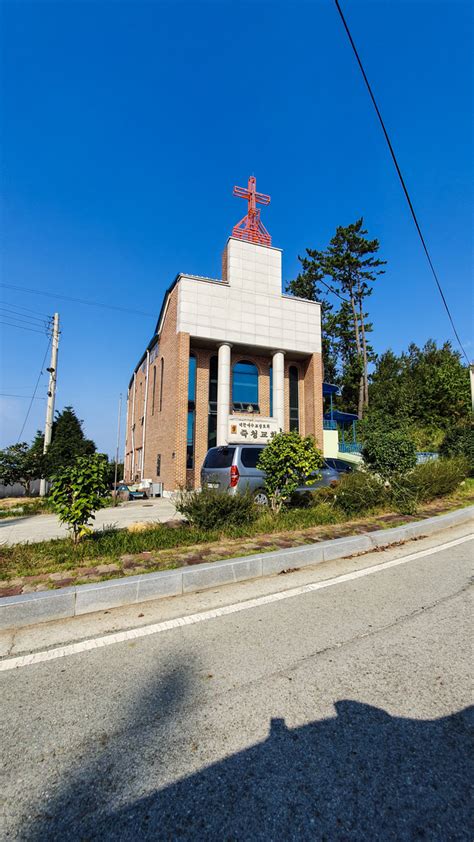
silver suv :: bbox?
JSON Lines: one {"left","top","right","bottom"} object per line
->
{"left": 200, "top": 444, "right": 352, "bottom": 505}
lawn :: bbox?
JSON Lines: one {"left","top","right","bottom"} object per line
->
{"left": 1, "top": 478, "right": 472, "bottom": 597}
{"left": 0, "top": 498, "right": 54, "bottom": 520}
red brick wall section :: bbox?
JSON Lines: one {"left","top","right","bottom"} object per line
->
{"left": 303, "top": 352, "right": 324, "bottom": 449}
{"left": 125, "top": 286, "right": 191, "bottom": 492}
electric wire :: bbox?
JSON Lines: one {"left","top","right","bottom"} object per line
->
{"left": 334, "top": 0, "right": 470, "bottom": 365}
{"left": 0, "top": 306, "right": 51, "bottom": 325}
{"left": 0, "top": 301, "right": 51, "bottom": 318}
{"left": 0, "top": 283, "right": 155, "bottom": 318}
{"left": 16, "top": 338, "right": 52, "bottom": 442}
{"left": 0, "top": 319, "right": 50, "bottom": 335}
{"left": 0, "top": 393, "right": 45, "bottom": 399}
{"left": 0, "top": 311, "right": 52, "bottom": 330}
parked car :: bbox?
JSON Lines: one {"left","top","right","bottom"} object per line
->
{"left": 114, "top": 483, "right": 148, "bottom": 501}
{"left": 200, "top": 444, "right": 353, "bottom": 506}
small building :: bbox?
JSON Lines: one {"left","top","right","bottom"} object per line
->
{"left": 124, "top": 177, "right": 323, "bottom": 493}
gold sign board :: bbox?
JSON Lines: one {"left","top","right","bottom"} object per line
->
{"left": 227, "top": 416, "right": 281, "bottom": 444}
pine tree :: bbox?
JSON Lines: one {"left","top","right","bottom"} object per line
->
{"left": 43, "top": 406, "right": 96, "bottom": 476}
{"left": 286, "top": 252, "right": 339, "bottom": 383}
{"left": 322, "top": 219, "right": 385, "bottom": 417}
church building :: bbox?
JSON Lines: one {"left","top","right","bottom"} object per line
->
{"left": 124, "top": 177, "right": 323, "bottom": 493}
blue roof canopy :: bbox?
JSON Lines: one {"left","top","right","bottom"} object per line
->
{"left": 322, "top": 382, "right": 342, "bottom": 397}
{"left": 324, "top": 410, "right": 358, "bottom": 424}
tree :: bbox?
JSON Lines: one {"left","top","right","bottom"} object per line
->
{"left": 0, "top": 443, "right": 38, "bottom": 494}
{"left": 322, "top": 219, "right": 385, "bottom": 417}
{"left": 287, "top": 251, "right": 340, "bottom": 383}
{"left": 257, "top": 431, "right": 323, "bottom": 513}
{"left": 49, "top": 454, "right": 109, "bottom": 543}
{"left": 368, "top": 340, "right": 471, "bottom": 448}
{"left": 287, "top": 218, "right": 383, "bottom": 417}
{"left": 43, "top": 406, "right": 96, "bottom": 476}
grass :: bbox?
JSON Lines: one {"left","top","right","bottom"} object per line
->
{"left": 1, "top": 478, "right": 472, "bottom": 589}
{"left": 0, "top": 498, "right": 54, "bottom": 520}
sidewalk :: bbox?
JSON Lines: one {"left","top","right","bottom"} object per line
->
{"left": 0, "top": 498, "right": 180, "bottom": 545}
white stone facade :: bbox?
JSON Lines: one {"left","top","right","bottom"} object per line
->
{"left": 176, "top": 238, "right": 322, "bottom": 355}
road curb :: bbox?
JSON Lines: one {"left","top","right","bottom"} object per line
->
{"left": 1, "top": 505, "right": 472, "bottom": 631}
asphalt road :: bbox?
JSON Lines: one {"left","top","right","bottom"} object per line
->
{"left": 0, "top": 498, "right": 179, "bottom": 545}
{"left": 1, "top": 524, "right": 472, "bottom": 840}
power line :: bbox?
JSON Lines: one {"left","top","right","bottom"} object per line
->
{"left": 0, "top": 300, "right": 51, "bottom": 318}
{"left": 0, "top": 393, "right": 45, "bottom": 399}
{"left": 0, "top": 319, "right": 50, "bottom": 335}
{"left": 334, "top": 0, "right": 470, "bottom": 365}
{"left": 17, "top": 338, "right": 52, "bottom": 442}
{"left": 0, "top": 310, "right": 51, "bottom": 329}
{"left": 0, "top": 306, "right": 51, "bottom": 325}
{"left": 0, "top": 283, "right": 155, "bottom": 318}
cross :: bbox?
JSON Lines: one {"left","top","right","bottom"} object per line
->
{"left": 231, "top": 176, "right": 272, "bottom": 246}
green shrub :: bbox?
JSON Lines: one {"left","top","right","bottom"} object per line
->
{"left": 362, "top": 428, "right": 417, "bottom": 480}
{"left": 49, "top": 454, "right": 109, "bottom": 544}
{"left": 310, "top": 471, "right": 387, "bottom": 516}
{"left": 440, "top": 421, "right": 474, "bottom": 475}
{"left": 257, "top": 431, "right": 323, "bottom": 513}
{"left": 311, "top": 485, "right": 338, "bottom": 506}
{"left": 334, "top": 471, "right": 387, "bottom": 516}
{"left": 175, "top": 487, "right": 258, "bottom": 530}
{"left": 391, "top": 457, "right": 469, "bottom": 512}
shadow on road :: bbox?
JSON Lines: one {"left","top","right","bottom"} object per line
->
{"left": 26, "top": 686, "right": 473, "bottom": 841}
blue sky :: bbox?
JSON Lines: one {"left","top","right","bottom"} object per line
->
{"left": 1, "top": 0, "right": 472, "bottom": 454}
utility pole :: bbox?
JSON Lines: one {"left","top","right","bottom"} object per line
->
{"left": 113, "top": 392, "right": 122, "bottom": 496}
{"left": 40, "top": 313, "right": 60, "bottom": 497}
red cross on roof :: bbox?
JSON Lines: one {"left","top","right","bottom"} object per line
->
{"left": 231, "top": 176, "right": 271, "bottom": 247}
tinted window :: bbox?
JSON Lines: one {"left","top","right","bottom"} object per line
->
{"left": 241, "top": 447, "right": 264, "bottom": 469}
{"left": 334, "top": 459, "right": 353, "bottom": 472}
{"left": 289, "top": 366, "right": 299, "bottom": 432}
{"left": 203, "top": 447, "right": 236, "bottom": 469}
{"left": 232, "top": 361, "right": 258, "bottom": 405}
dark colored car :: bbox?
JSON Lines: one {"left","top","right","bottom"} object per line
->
{"left": 200, "top": 444, "right": 353, "bottom": 505}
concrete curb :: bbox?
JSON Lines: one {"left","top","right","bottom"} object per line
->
{"left": 1, "top": 505, "right": 472, "bottom": 631}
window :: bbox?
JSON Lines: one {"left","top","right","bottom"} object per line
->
{"left": 232, "top": 360, "right": 259, "bottom": 410}
{"left": 156, "top": 453, "right": 161, "bottom": 476}
{"left": 188, "top": 354, "right": 196, "bottom": 402}
{"left": 203, "top": 447, "right": 236, "bottom": 469}
{"left": 151, "top": 366, "right": 157, "bottom": 415}
{"left": 187, "top": 354, "right": 196, "bottom": 469}
{"left": 289, "top": 366, "right": 299, "bottom": 431}
{"left": 186, "top": 410, "right": 195, "bottom": 469}
{"left": 241, "top": 447, "right": 265, "bottom": 469}
{"left": 208, "top": 355, "right": 218, "bottom": 450}
{"left": 269, "top": 365, "right": 273, "bottom": 417}
{"left": 159, "top": 358, "right": 164, "bottom": 412}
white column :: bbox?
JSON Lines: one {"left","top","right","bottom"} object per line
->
{"left": 272, "top": 350, "right": 285, "bottom": 432}
{"left": 217, "top": 343, "right": 232, "bottom": 446}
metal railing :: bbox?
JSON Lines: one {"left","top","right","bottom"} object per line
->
{"left": 339, "top": 441, "right": 362, "bottom": 454}
{"left": 416, "top": 452, "right": 439, "bottom": 464}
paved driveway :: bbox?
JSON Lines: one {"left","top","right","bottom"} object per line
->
{"left": 0, "top": 498, "right": 180, "bottom": 545}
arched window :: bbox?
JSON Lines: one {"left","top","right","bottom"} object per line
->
{"left": 208, "top": 355, "right": 218, "bottom": 449}
{"left": 289, "top": 366, "right": 299, "bottom": 431}
{"left": 187, "top": 354, "right": 196, "bottom": 469}
{"left": 232, "top": 360, "right": 259, "bottom": 411}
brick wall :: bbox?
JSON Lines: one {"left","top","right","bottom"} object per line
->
{"left": 124, "top": 287, "right": 190, "bottom": 491}
{"left": 125, "top": 286, "right": 324, "bottom": 490}
{"left": 303, "top": 352, "right": 324, "bottom": 449}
